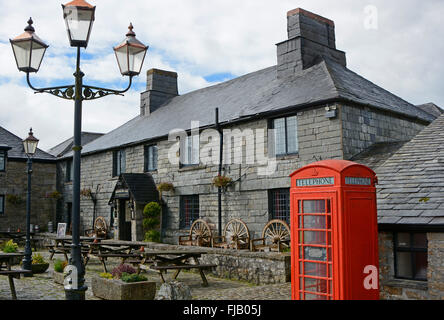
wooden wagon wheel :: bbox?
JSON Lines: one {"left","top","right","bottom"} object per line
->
{"left": 224, "top": 218, "right": 250, "bottom": 249}
{"left": 190, "top": 219, "right": 213, "bottom": 247}
{"left": 262, "top": 219, "right": 291, "bottom": 251}
{"left": 94, "top": 216, "right": 107, "bottom": 238}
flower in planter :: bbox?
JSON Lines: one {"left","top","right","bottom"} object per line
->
{"left": 32, "top": 253, "right": 46, "bottom": 264}
{"left": 120, "top": 272, "right": 147, "bottom": 283}
{"left": 2, "top": 240, "right": 18, "bottom": 253}
{"left": 99, "top": 272, "right": 113, "bottom": 279}
{"left": 54, "top": 259, "right": 68, "bottom": 273}
{"left": 111, "top": 264, "right": 136, "bottom": 279}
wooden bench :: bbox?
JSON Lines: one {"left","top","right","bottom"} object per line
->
{"left": 149, "top": 264, "right": 217, "bottom": 287}
{"left": 0, "top": 269, "right": 32, "bottom": 300}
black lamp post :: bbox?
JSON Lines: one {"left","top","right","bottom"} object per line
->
{"left": 10, "top": 0, "right": 148, "bottom": 300}
{"left": 22, "top": 128, "right": 39, "bottom": 276}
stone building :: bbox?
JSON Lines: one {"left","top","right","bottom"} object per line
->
{"left": 0, "top": 126, "right": 56, "bottom": 231}
{"left": 49, "top": 8, "right": 443, "bottom": 298}
{"left": 360, "top": 114, "right": 444, "bottom": 300}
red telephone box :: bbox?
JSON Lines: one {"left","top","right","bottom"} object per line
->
{"left": 289, "top": 160, "right": 379, "bottom": 300}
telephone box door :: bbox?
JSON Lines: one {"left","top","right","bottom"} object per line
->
{"left": 291, "top": 192, "right": 337, "bottom": 300}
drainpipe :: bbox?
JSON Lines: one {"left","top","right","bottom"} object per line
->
{"left": 215, "top": 108, "right": 223, "bottom": 237}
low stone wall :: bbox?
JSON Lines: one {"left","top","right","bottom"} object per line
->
{"left": 139, "top": 242, "right": 291, "bottom": 285}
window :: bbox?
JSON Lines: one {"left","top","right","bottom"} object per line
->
{"left": 0, "top": 195, "right": 4, "bottom": 215}
{"left": 113, "top": 150, "right": 126, "bottom": 177}
{"left": 179, "top": 195, "right": 199, "bottom": 229}
{"left": 180, "top": 135, "right": 199, "bottom": 167}
{"left": 269, "top": 188, "right": 290, "bottom": 224}
{"left": 144, "top": 145, "right": 158, "bottom": 172}
{"left": 394, "top": 232, "right": 428, "bottom": 281}
{"left": 66, "top": 159, "right": 74, "bottom": 182}
{"left": 271, "top": 115, "right": 298, "bottom": 156}
{"left": 0, "top": 150, "right": 6, "bottom": 171}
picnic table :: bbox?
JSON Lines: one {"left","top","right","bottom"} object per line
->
{"left": 46, "top": 236, "right": 95, "bottom": 262}
{"left": 137, "top": 250, "right": 216, "bottom": 287}
{"left": 87, "top": 240, "right": 145, "bottom": 272}
{"left": 0, "top": 253, "right": 32, "bottom": 300}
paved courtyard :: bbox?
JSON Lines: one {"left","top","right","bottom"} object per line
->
{"left": 0, "top": 251, "right": 291, "bottom": 300}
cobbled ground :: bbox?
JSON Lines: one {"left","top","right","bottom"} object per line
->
{"left": 0, "top": 250, "right": 291, "bottom": 300}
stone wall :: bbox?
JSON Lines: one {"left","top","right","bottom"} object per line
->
{"left": 378, "top": 231, "right": 444, "bottom": 300}
{"left": 0, "top": 160, "right": 57, "bottom": 231}
{"left": 341, "top": 105, "right": 426, "bottom": 159}
{"left": 57, "top": 104, "right": 345, "bottom": 243}
{"left": 428, "top": 233, "right": 444, "bottom": 299}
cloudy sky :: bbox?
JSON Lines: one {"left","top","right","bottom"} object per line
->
{"left": 1, "top": 0, "right": 443, "bottom": 151}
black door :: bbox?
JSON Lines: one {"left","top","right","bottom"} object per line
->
{"left": 118, "top": 200, "right": 132, "bottom": 241}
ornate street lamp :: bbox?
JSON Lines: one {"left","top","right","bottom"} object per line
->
{"left": 62, "top": 0, "right": 95, "bottom": 48}
{"left": 114, "top": 23, "right": 149, "bottom": 77}
{"left": 22, "top": 128, "right": 39, "bottom": 276}
{"left": 10, "top": 18, "right": 48, "bottom": 73}
{"left": 10, "top": 0, "right": 148, "bottom": 300}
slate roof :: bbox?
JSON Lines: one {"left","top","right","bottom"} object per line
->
{"left": 62, "top": 58, "right": 434, "bottom": 158}
{"left": 416, "top": 103, "right": 444, "bottom": 118}
{"left": 0, "top": 126, "right": 55, "bottom": 161}
{"left": 375, "top": 113, "right": 444, "bottom": 226}
{"left": 351, "top": 141, "right": 408, "bottom": 170}
{"left": 109, "top": 173, "right": 159, "bottom": 205}
{"left": 47, "top": 132, "right": 104, "bottom": 157}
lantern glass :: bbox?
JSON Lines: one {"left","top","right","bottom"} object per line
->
{"left": 114, "top": 24, "right": 148, "bottom": 76}
{"left": 23, "top": 130, "right": 39, "bottom": 156}
{"left": 62, "top": 1, "right": 95, "bottom": 47}
{"left": 10, "top": 19, "right": 48, "bottom": 73}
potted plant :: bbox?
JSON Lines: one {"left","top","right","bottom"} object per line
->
{"left": 143, "top": 202, "right": 161, "bottom": 243}
{"left": 92, "top": 264, "right": 156, "bottom": 300}
{"left": 53, "top": 259, "right": 68, "bottom": 285}
{"left": 31, "top": 253, "right": 49, "bottom": 274}
{"left": 1, "top": 240, "right": 21, "bottom": 265}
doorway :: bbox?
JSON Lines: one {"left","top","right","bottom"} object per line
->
{"left": 118, "top": 200, "right": 132, "bottom": 241}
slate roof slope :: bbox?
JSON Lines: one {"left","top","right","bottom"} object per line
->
{"left": 376, "top": 113, "right": 444, "bottom": 225}
{"left": 416, "top": 103, "right": 443, "bottom": 118}
{"left": 47, "top": 132, "right": 104, "bottom": 157}
{"left": 0, "top": 126, "right": 55, "bottom": 161}
{"left": 67, "top": 59, "right": 434, "bottom": 158}
{"left": 351, "top": 141, "right": 408, "bottom": 170}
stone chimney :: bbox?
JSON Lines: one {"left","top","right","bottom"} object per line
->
{"left": 276, "top": 8, "right": 346, "bottom": 79}
{"left": 140, "top": 69, "right": 178, "bottom": 116}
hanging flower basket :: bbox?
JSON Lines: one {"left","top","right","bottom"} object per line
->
{"left": 45, "top": 190, "right": 62, "bottom": 200}
{"left": 157, "top": 182, "right": 174, "bottom": 193}
{"left": 212, "top": 175, "right": 233, "bottom": 188}
{"left": 80, "top": 188, "right": 92, "bottom": 198}
{"left": 6, "top": 194, "right": 23, "bottom": 206}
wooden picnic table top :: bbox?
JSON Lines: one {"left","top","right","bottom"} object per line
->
{"left": 90, "top": 240, "right": 145, "bottom": 247}
{"left": 0, "top": 252, "right": 25, "bottom": 258}
{"left": 55, "top": 236, "right": 95, "bottom": 242}
{"left": 141, "top": 250, "right": 208, "bottom": 257}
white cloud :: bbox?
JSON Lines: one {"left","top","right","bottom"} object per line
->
{"left": 1, "top": 0, "right": 443, "bottom": 151}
